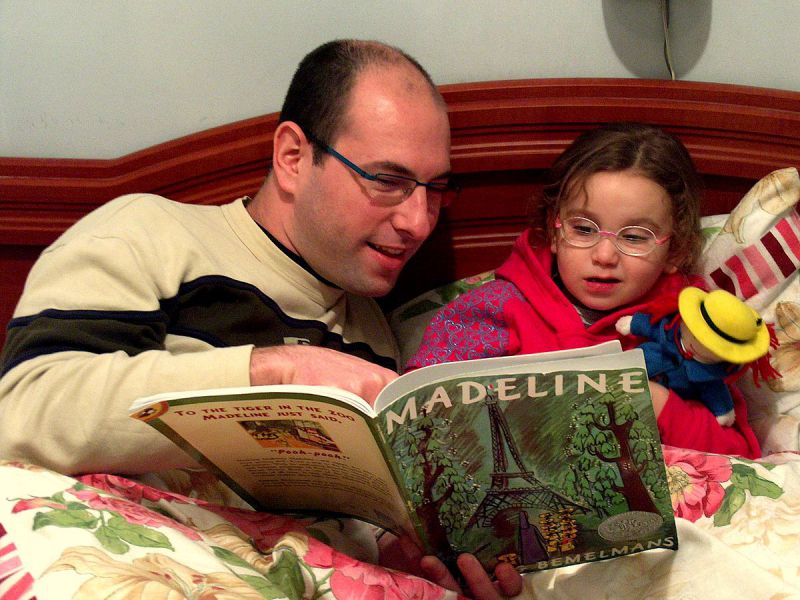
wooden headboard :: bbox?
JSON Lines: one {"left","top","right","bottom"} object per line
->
{"left": 3, "top": 78, "right": 800, "bottom": 346}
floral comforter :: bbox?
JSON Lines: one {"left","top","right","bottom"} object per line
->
{"left": 3, "top": 446, "right": 799, "bottom": 600}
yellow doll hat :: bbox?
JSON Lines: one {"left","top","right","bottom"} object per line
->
{"left": 678, "top": 287, "right": 770, "bottom": 364}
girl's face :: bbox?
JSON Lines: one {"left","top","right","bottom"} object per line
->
{"left": 551, "top": 170, "right": 677, "bottom": 312}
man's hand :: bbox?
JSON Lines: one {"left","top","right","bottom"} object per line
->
{"left": 420, "top": 554, "right": 523, "bottom": 599}
{"left": 249, "top": 345, "right": 398, "bottom": 405}
{"left": 378, "top": 533, "right": 524, "bottom": 599}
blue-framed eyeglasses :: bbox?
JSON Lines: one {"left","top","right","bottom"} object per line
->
{"left": 555, "top": 215, "right": 672, "bottom": 256}
{"left": 307, "top": 134, "right": 459, "bottom": 208}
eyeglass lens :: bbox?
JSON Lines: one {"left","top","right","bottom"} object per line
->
{"left": 561, "top": 217, "right": 659, "bottom": 255}
{"left": 368, "top": 174, "right": 457, "bottom": 207}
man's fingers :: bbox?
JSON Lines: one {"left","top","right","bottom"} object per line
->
{"left": 457, "top": 554, "right": 500, "bottom": 599}
{"left": 420, "top": 555, "right": 462, "bottom": 593}
{"left": 420, "top": 553, "right": 525, "bottom": 599}
{"left": 493, "top": 561, "right": 524, "bottom": 597}
{"left": 458, "top": 554, "right": 525, "bottom": 599}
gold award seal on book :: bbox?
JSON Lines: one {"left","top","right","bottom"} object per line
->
{"left": 597, "top": 511, "right": 664, "bottom": 542}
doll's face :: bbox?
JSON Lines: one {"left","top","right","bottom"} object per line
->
{"left": 680, "top": 322, "right": 725, "bottom": 364}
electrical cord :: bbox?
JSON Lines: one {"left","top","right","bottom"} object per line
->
{"left": 661, "top": 0, "right": 676, "bottom": 80}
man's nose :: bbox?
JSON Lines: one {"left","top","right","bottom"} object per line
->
{"left": 391, "top": 186, "right": 437, "bottom": 240}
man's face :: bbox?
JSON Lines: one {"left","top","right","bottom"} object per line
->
{"left": 288, "top": 66, "right": 451, "bottom": 297}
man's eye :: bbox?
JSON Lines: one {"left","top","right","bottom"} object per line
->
{"left": 373, "top": 177, "right": 406, "bottom": 192}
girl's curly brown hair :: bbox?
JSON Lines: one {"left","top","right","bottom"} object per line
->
{"left": 529, "top": 122, "right": 703, "bottom": 273}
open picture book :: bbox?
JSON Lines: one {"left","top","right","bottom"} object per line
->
{"left": 129, "top": 340, "right": 678, "bottom": 573}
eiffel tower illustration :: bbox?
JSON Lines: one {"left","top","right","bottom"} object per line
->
{"left": 467, "top": 390, "right": 585, "bottom": 530}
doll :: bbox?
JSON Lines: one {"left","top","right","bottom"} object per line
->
{"left": 616, "top": 287, "right": 778, "bottom": 426}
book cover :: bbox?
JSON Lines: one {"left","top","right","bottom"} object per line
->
{"left": 376, "top": 348, "right": 677, "bottom": 572}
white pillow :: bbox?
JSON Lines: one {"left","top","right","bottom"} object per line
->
{"left": 699, "top": 167, "right": 800, "bottom": 453}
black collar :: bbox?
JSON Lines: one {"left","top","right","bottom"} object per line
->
{"left": 256, "top": 222, "right": 341, "bottom": 290}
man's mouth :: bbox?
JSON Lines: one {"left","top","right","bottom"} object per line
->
{"left": 368, "top": 242, "right": 405, "bottom": 258}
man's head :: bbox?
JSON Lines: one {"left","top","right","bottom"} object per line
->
{"left": 279, "top": 39, "right": 444, "bottom": 162}
{"left": 254, "top": 39, "right": 452, "bottom": 297}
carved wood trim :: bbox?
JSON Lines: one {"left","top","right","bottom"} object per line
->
{"left": 3, "top": 78, "right": 800, "bottom": 248}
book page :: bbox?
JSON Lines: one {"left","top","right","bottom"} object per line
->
{"left": 375, "top": 348, "right": 677, "bottom": 572}
{"left": 130, "top": 387, "right": 414, "bottom": 537}
{"left": 129, "top": 383, "right": 375, "bottom": 415}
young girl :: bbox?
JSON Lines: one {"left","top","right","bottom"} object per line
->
{"left": 407, "top": 122, "right": 761, "bottom": 459}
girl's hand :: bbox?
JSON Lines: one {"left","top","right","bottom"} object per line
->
{"left": 648, "top": 380, "right": 670, "bottom": 417}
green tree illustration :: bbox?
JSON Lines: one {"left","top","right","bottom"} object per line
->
{"left": 391, "top": 412, "right": 480, "bottom": 557}
{"left": 559, "top": 387, "right": 663, "bottom": 517}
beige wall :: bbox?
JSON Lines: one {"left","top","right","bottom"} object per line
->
{"left": 1, "top": 0, "right": 796, "bottom": 158}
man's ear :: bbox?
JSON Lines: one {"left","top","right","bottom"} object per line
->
{"left": 271, "top": 122, "right": 311, "bottom": 195}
